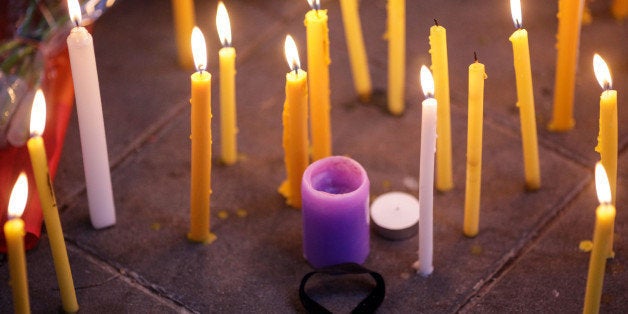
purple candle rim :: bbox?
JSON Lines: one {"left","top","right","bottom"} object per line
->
{"left": 302, "top": 156, "right": 369, "bottom": 200}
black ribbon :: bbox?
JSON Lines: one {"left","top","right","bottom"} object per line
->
{"left": 299, "top": 263, "right": 386, "bottom": 313}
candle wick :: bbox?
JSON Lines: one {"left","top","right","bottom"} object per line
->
{"left": 73, "top": 19, "right": 80, "bottom": 28}
{"left": 434, "top": 19, "right": 439, "bottom": 26}
{"left": 515, "top": 19, "right": 522, "bottom": 29}
{"left": 604, "top": 82, "right": 611, "bottom": 91}
{"left": 474, "top": 51, "right": 478, "bottom": 62}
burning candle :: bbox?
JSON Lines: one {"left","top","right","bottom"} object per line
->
{"left": 593, "top": 54, "right": 617, "bottom": 206}
{"left": 66, "top": 0, "right": 116, "bottom": 229}
{"left": 508, "top": 0, "right": 540, "bottom": 190}
{"left": 548, "top": 0, "right": 584, "bottom": 131}
{"left": 463, "top": 55, "right": 487, "bottom": 238}
{"left": 4, "top": 173, "right": 30, "bottom": 314}
{"left": 301, "top": 156, "right": 370, "bottom": 268}
{"left": 305, "top": 0, "right": 332, "bottom": 161}
{"left": 188, "top": 27, "right": 215, "bottom": 243}
{"left": 429, "top": 20, "right": 453, "bottom": 192}
{"left": 417, "top": 66, "right": 437, "bottom": 276}
{"left": 216, "top": 2, "right": 238, "bottom": 165}
{"left": 278, "top": 35, "right": 309, "bottom": 208}
{"left": 387, "top": 0, "right": 405, "bottom": 115}
{"left": 583, "top": 163, "right": 616, "bottom": 314}
{"left": 27, "top": 90, "right": 79, "bottom": 312}
{"left": 339, "top": 0, "right": 372, "bottom": 101}
{"left": 171, "top": 0, "right": 196, "bottom": 69}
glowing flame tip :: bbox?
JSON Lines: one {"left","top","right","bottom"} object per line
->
{"left": 284, "top": 35, "right": 301, "bottom": 72}
{"left": 30, "top": 89, "right": 46, "bottom": 136}
{"left": 595, "top": 162, "right": 612, "bottom": 204}
{"left": 510, "top": 0, "right": 522, "bottom": 28}
{"left": 216, "top": 2, "right": 232, "bottom": 47}
{"left": 67, "top": 0, "right": 82, "bottom": 26}
{"left": 593, "top": 54, "right": 612, "bottom": 90}
{"left": 191, "top": 27, "right": 208, "bottom": 72}
{"left": 8, "top": 173, "right": 28, "bottom": 218}
{"left": 420, "top": 66, "right": 434, "bottom": 98}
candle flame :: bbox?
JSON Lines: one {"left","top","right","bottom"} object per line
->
{"left": 30, "top": 89, "right": 46, "bottom": 136}
{"left": 307, "top": 0, "right": 321, "bottom": 10}
{"left": 216, "top": 2, "right": 232, "bottom": 47}
{"left": 67, "top": 0, "right": 82, "bottom": 26}
{"left": 510, "top": 0, "right": 522, "bottom": 28}
{"left": 595, "top": 162, "right": 612, "bottom": 204}
{"left": 8, "top": 173, "right": 28, "bottom": 218}
{"left": 420, "top": 65, "right": 434, "bottom": 98}
{"left": 593, "top": 54, "right": 612, "bottom": 90}
{"left": 284, "top": 35, "right": 301, "bottom": 72}
{"left": 191, "top": 26, "right": 208, "bottom": 72}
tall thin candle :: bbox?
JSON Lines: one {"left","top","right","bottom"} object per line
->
{"left": 417, "top": 66, "right": 436, "bottom": 276}
{"left": 278, "top": 35, "right": 309, "bottom": 208}
{"left": 188, "top": 27, "right": 215, "bottom": 243}
{"left": 216, "top": 2, "right": 238, "bottom": 165}
{"left": 508, "top": 0, "right": 540, "bottom": 190}
{"left": 4, "top": 173, "right": 30, "bottom": 314}
{"left": 27, "top": 90, "right": 78, "bottom": 312}
{"left": 339, "top": 0, "right": 372, "bottom": 101}
{"left": 463, "top": 55, "right": 487, "bottom": 238}
{"left": 66, "top": 0, "right": 116, "bottom": 229}
{"left": 387, "top": 0, "right": 405, "bottom": 115}
{"left": 171, "top": 0, "right": 196, "bottom": 69}
{"left": 305, "top": 0, "right": 332, "bottom": 161}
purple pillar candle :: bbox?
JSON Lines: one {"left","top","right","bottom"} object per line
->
{"left": 301, "top": 156, "right": 370, "bottom": 268}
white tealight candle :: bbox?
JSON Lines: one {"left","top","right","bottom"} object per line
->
{"left": 370, "top": 192, "right": 420, "bottom": 240}
{"left": 66, "top": 0, "right": 116, "bottom": 229}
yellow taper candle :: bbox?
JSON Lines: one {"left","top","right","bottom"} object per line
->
{"left": 339, "top": 0, "right": 372, "bottom": 101}
{"left": 171, "top": 0, "right": 196, "bottom": 69}
{"left": 188, "top": 27, "right": 215, "bottom": 243}
{"left": 612, "top": 0, "right": 628, "bottom": 20}
{"left": 5, "top": 173, "right": 30, "bottom": 314}
{"left": 387, "top": 0, "right": 405, "bottom": 115}
{"left": 278, "top": 35, "right": 309, "bottom": 208}
{"left": 593, "top": 54, "right": 618, "bottom": 259}
{"left": 304, "top": 0, "right": 331, "bottom": 161}
{"left": 508, "top": 0, "right": 540, "bottom": 190}
{"left": 429, "top": 20, "right": 453, "bottom": 192}
{"left": 548, "top": 0, "right": 584, "bottom": 131}
{"left": 463, "top": 55, "right": 487, "bottom": 238}
{"left": 216, "top": 2, "right": 238, "bottom": 165}
{"left": 583, "top": 163, "right": 616, "bottom": 314}
{"left": 27, "top": 90, "right": 79, "bottom": 313}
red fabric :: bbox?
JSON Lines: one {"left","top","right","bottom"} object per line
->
{"left": 0, "top": 47, "right": 74, "bottom": 253}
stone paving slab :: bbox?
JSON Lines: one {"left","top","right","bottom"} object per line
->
{"left": 1, "top": 0, "right": 626, "bottom": 312}
{"left": 463, "top": 154, "right": 628, "bottom": 313}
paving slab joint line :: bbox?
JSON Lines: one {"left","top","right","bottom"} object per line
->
{"left": 65, "top": 239, "right": 198, "bottom": 314}
{"left": 58, "top": 100, "right": 188, "bottom": 212}
{"left": 454, "top": 174, "right": 591, "bottom": 313}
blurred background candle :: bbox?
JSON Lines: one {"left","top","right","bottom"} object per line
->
{"left": 417, "top": 66, "right": 436, "bottom": 276}
{"left": 339, "top": 0, "right": 372, "bottom": 101}
{"left": 188, "top": 27, "right": 215, "bottom": 243}
{"left": 583, "top": 163, "right": 616, "bottom": 314}
{"left": 216, "top": 2, "right": 238, "bottom": 165}
{"left": 279, "top": 35, "right": 309, "bottom": 208}
{"left": 463, "top": 56, "right": 487, "bottom": 238}
{"left": 387, "top": 0, "right": 405, "bottom": 115}
{"left": 4, "top": 173, "right": 30, "bottom": 314}
{"left": 27, "top": 90, "right": 78, "bottom": 313}
{"left": 171, "top": 0, "right": 196, "bottom": 69}
{"left": 429, "top": 20, "right": 453, "bottom": 192}
{"left": 301, "top": 156, "right": 370, "bottom": 268}
{"left": 612, "top": 0, "right": 628, "bottom": 20}
{"left": 66, "top": 0, "right": 116, "bottom": 229}
{"left": 305, "top": 0, "right": 332, "bottom": 161}
{"left": 508, "top": 0, "right": 540, "bottom": 190}
{"left": 548, "top": 0, "right": 584, "bottom": 131}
